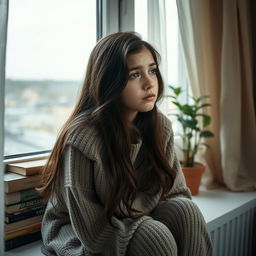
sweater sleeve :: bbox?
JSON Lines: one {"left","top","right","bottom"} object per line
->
{"left": 63, "top": 145, "right": 152, "bottom": 256}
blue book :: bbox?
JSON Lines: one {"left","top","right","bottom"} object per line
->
{"left": 5, "top": 206, "right": 46, "bottom": 224}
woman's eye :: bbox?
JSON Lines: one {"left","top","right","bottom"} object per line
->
{"left": 149, "top": 68, "right": 158, "bottom": 75}
{"left": 129, "top": 73, "right": 140, "bottom": 79}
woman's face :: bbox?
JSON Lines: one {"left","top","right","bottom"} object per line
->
{"left": 120, "top": 47, "right": 159, "bottom": 123}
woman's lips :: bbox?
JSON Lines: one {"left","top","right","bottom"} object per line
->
{"left": 143, "top": 94, "right": 156, "bottom": 101}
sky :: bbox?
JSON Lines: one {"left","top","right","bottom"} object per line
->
{"left": 6, "top": 0, "right": 97, "bottom": 80}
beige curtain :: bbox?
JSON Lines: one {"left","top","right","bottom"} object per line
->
{"left": 176, "top": 0, "right": 256, "bottom": 191}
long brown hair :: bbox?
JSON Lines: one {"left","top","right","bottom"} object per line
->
{"left": 39, "top": 32, "right": 176, "bottom": 221}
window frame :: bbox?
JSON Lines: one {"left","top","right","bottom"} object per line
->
{"left": 0, "top": 0, "right": 8, "bottom": 252}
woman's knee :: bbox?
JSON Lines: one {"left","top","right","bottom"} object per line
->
{"left": 152, "top": 198, "right": 206, "bottom": 225}
{"left": 171, "top": 198, "right": 205, "bottom": 220}
{"left": 151, "top": 198, "right": 213, "bottom": 255}
{"left": 127, "top": 219, "right": 177, "bottom": 256}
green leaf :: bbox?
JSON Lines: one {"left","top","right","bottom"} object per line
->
{"left": 178, "top": 117, "right": 187, "bottom": 128}
{"left": 200, "top": 130, "right": 214, "bottom": 137}
{"left": 196, "top": 95, "right": 209, "bottom": 102}
{"left": 192, "top": 95, "right": 209, "bottom": 104}
{"left": 184, "top": 119, "right": 198, "bottom": 129}
{"left": 181, "top": 104, "right": 194, "bottom": 115}
{"left": 196, "top": 103, "right": 211, "bottom": 111}
{"left": 202, "top": 115, "right": 211, "bottom": 127}
{"left": 169, "top": 85, "right": 182, "bottom": 96}
{"left": 192, "top": 97, "right": 199, "bottom": 104}
{"left": 196, "top": 114, "right": 211, "bottom": 127}
{"left": 172, "top": 101, "right": 182, "bottom": 109}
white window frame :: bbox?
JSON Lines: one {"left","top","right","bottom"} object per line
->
{"left": 119, "top": 0, "right": 134, "bottom": 32}
{"left": 101, "top": 0, "right": 119, "bottom": 35}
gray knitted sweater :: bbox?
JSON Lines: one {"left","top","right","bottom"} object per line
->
{"left": 41, "top": 113, "right": 192, "bottom": 256}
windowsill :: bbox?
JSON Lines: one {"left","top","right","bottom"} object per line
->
{"left": 4, "top": 240, "right": 43, "bottom": 256}
{"left": 3, "top": 153, "right": 48, "bottom": 166}
{"left": 4, "top": 186, "right": 256, "bottom": 255}
{"left": 193, "top": 186, "right": 256, "bottom": 224}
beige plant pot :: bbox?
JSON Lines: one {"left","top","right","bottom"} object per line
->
{"left": 182, "top": 162, "right": 205, "bottom": 195}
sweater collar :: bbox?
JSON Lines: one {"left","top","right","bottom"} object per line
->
{"left": 68, "top": 125, "right": 143, "bottom": 162}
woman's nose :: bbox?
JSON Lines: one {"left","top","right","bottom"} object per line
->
{"left": 143, "top": 75, "right": 154, "bottom": 90}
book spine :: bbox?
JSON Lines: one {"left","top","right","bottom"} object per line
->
{"left": 8, "top": 165, "right": 43, "bottom": 176}
{"left": 5, "top": 230, "right": 42, "bottom": 251}
{"left": 26, "top": 165, "right": 44, "bottom": 175}
{"left": 5, "top": 188, "right": 40, "bottom": 205}
{"left": 5, "top": 215, "right": 43, "bottom": 232}
{"left": 5, "top": 175, "right": 41, "bottom": 193}
{"left": 5, "top": 198, "right": 43, "bottom": 214}
{"left": 5, "top": 206, "right": 46, "bottom": 224}
{"left": 5, "top": 223, "right": 41, "bottom": 240}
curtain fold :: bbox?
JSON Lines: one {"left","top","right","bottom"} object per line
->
{"left": 221, "top": 0, "right": 256, "bottom": 190}
{"left": 176, "top": 0, "right": 256, "bottom": 191}
{"left": 147, "top": 0, "right": 169, "bottom": 114}
{"left": 0, "top": 0, "right": 9, "bottom": 252}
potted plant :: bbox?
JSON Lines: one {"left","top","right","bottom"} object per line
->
{"left": 168, "top": 85, "right": 214, "bottom": 195}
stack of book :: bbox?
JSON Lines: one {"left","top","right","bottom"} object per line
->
{"left": 4, "top": 159, "right": 47, "bottom": 251}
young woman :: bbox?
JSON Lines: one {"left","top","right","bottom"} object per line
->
{"left": 39, "top": 32, "right": 213, "bottom": 256}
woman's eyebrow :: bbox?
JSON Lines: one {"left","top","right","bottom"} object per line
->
{"left": 128, "top": 62, "right": 156, "bottom": 71}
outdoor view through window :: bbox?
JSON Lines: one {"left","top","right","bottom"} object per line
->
{"left": 5, "top": 0, "right": 97, "bottom": 156}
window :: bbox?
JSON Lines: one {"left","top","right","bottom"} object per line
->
{"left": 5, "top": 0, "right": 97, "bottom": 156}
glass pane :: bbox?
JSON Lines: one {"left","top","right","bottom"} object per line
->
{"left": 5, "top": 0, "right": 97, "bottom": 156}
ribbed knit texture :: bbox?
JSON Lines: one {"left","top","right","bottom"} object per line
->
{"left": 41, "top": 113, "right": 213, "bottom": 256}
